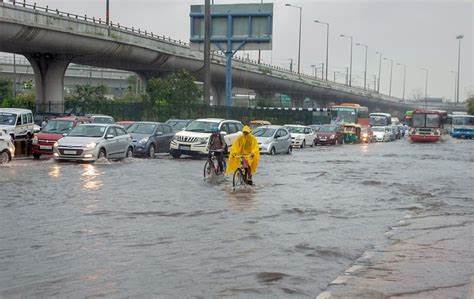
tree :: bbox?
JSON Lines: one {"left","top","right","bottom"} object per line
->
{"left": 468, "top": 96, "right": 474, "bottom": 115}
{"left": 0, "top": 78, "right": 13, "bottom": 104}
{"left": 146, "top": 70, "right": 202, "bottom": 120}
{"left": 66, "top": 84, "right": 109, "bottom": 104}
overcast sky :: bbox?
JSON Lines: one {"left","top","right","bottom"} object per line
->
{"left": 4, "top": 0, "right": 473, "bottom": 101}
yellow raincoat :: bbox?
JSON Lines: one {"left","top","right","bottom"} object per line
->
{"left": 226, "top": 127, "right": 260, "bottom": 175}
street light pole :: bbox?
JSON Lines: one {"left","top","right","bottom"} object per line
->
{"left": 376, "top": 51, "right": 382, "bottom": 93}
{"left": 203, "top": 0, "right": 211, "bottom": 105}
{"left": 456, "top": 34, "right": 463, "bottom": 104}
{"left": 289, "top": 58, "right": 294, "bottom": 72}
{"left": 450, "top": 70, "right": 457, "bottom": 103}
{"left": 421, "top": 67, "right": 429, "bottom": 108}
{"left": 384, "top": 58, "right": 393, "bottom": 96}
{"left": 340, "top": 34, "right": 353, "bottom": 86}
{"left": 397, "top": 63, "right": 406, "bottom": 101}
{"left": 314, "top": 20, "right": 329, "bottom": 81}
{"left": 286, "top": 4, "right": 303, "bottom": 74}
{"left": 356, "top": 43, "right": 368, "bottom": 89}
{"left": 106, "top": 0, "right": 110, "bottom": 25}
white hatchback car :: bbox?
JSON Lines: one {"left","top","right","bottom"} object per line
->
{"left": 285, "top": 125, "right": 316, "bottom": 148}
{"left": 170, "top": 118, "right": 243, "bottom": 158}
{"left": 0, "top": 130, "right": 15, "bottom": 164}
{"left": 54, "top": 124, "right": 133, "bottom": 162}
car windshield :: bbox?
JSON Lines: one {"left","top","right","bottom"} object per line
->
{"left": 319, "top": 126, "right": 336, "bottom": 132}
{"left": 68, "top": 125, "right": 106, "bottom": 137}
{"left": 42, "top": 120, "right": 74, "bottom": 134}
{"left": 118, "top": 123, "right": 134, "bottom": 130}
{"left": 92, "top": 117, "right": 114, "bottom": 124}
{"left": 0, "top": 113, "right": 17, "bottom": 125}
{"left": 167, "top": 120, "right": 189, "bottom": 131}
{"left": 185, "top": 121, "right": 219, "bottom": 133}
{"left": 127, "top": 123, "right": 157, "bottom": 134}
{"left": 372, "top": 127, "right": 384, "bottom": 132}
{"left": 253, "top": 128, "right": 276, "bottom": 137}
{"left": 332, "top": 109, "right": 357, "bottom": 123}
{"left": 287, "top": 126, "right": 305, "bottom": 133}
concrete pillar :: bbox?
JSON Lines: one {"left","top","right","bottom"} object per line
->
{"left": 26, "top": 54, "right": 70, "bottom": 114}
{"left": 211, "top": 83, "right": 225, "bottom": 106}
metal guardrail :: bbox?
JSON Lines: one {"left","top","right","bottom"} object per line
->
{"left": 1, "top": 0, "right": 407, "bottom": 104}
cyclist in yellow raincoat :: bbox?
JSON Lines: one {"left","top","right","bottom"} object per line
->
{"left": 226, "top": 125, "right": 260, "bottom": 184}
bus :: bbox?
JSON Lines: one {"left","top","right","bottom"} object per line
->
{"left": 404, "top": 111, "right": 413, "bottom": 127}
{"left": 369, "top": 112, "right": 392, "bottom": 127}
{"left": 409, "top": 109, "right": 447, "bottom": 143}
{"left": 331, "top": 103, "right": 369, "bottom": 126}
{"left": 449, "top": 113, "right": 474, "bottom": 139}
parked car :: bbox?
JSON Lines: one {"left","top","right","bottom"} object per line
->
{"left": 53, "top": 124, "right": 133, "bottom": 162}
{"left": 117, "top": 121, "right": 135, "bottom": 130}
{"left": 88, "top": 114, "right": 115, "bottom": 124}
{"left": 254, "top": 125, "right": 292, "bottom": 155}
{"left": 170, "top": 118, "right": 243, "bottom": 158}
{"left": 0, "top": 108, "right": 35, "bottom": 140}
{"left": 372, "top": 126, "right": 391, "bottom": 142}
{"left": 32, "top": 116, "right": 90, "bottom": 159}
{"left": 165, "top": 119, "right": 193, "bottom": 132}
{"left": 285, "top": 124, "right": 316, "bottom": 148}
{"left": 128, "top": 122, "right": 174, "bottom": 158}
{"left": 0, "top": 129, "right": 15, "bottom": 164}
{"left": 315, "top": 125, "right": 343, "bottom": 145}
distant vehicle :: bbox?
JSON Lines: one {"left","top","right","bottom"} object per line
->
{"left": 361, "top": 126, "right": 373, "bottom": 143}
{"left": 54, "top": 124, "right": 133, "bottom": 162}
{"left": 449, "top": 114, "right": 474, "bottom": 139}
{"left": 285, "top": 125, "right": 316, "bottom": 148}
{"left": 117, "top": 121, "right": 135, "bottom": 130}
{"left": 331, "top": 103, "right": 369, "bottom": 126}
{"left": 372, "top": 126, "right": 391, "bottom": 142}
{"left": 369, "top": 112, "right": 392, "bottom": 127}
{"left": 0, "top": 108, "right": 35, "bottom": 140}
{"left": 88, "top": 114, "right": 115, "bottom": 124}
{"left": 127, "top": 122, "right": 175, "bottom": 158}
{"left": 409, "top": 109, "right": 447, "bottom": 143}
{"left": 0, "top": 129, "right": 15, "bottom": 164}
{"left": 315, "top": 125, "right": 343, "bottom": 145}
{"left": 254, "top": 125, "right": 292, "bottom": 155}
{"left": 391, "top": 125, "right": 401, "bottom": 139}
{"left": 342, "top": 123, "right": 362, "bottom": 143}
{"left": 170, "top": 118, "right": 243, "bottom": 158}
{"left": 32, "top": 116, "right": 90, "bottom": 159}
{"left": 309, "top": 124, "right": 324, "bottom": 133}
{"left": 250, "top": 120, "right": 271, "bottom": 131}
{"left": 165, "top": 119, "right": 193, "bottom": 132}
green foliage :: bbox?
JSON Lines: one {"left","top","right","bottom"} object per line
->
{"left": 146, "top": 70, "right": 202, "bottom": 121}
{"left": 468, "top": 96, "right": 474, "bottom": 115}
{"left": 0, "top": 78, "right": 13, "bottom": 103}
{"left": 66, "top": 84, "right": 109, "bottom": 104}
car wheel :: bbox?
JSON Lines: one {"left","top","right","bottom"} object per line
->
{"left": 33, "top": 153, "right": 41, "bottom": 160}
{"left": 98, "top": 148, "right": 107, "bottom": 160}
{"left": 287, "top": 146, "right": 292, "bottom": 155}
{"left": 301, "top": 140, "right": 305, "bottom": 148}
{"left": 171, "top": 151, "right": 181, "bottom": 159}
{"left": 310, "top": 140, "right": 315, "bottom": 147}
{"left": 0, "top": 150, "right": 10, "bottom": 164}
{"left": 148, "top": 144, "right": 156, "bottom": 158}
{"left": 270, "top": 147, "right": 276, "bottom": 155}
{"left": 126, "top": 147, "right": 133, "bottom": 159}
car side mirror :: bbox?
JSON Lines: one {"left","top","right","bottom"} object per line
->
{"left": 106, "top": 134, "right": 114, "bottom": 139}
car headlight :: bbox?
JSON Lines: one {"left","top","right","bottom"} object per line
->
{"left": 85, "top": 142, "right": 97, "bottom": 149}
{"left": 53, "top": 142, "right": 59, "bottom": 148}
{"left": 172, "top": 136, "right": 178, "bottom": 142}
{"left": 139, "top": 137, "right": 149, "bottom": 144}
{"left": 32, "top": 136, "right": 38, "bottom": 145}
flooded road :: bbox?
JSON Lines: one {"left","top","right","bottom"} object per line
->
{"left": 1, "top": 138, "right": 473, "bottom": 298}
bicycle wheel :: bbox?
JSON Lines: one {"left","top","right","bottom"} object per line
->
{"left": 233, "top": 168, "right": 245, "bottom": 188}
{"left": 203, "top": 160, "right": 213, "bottom": 179}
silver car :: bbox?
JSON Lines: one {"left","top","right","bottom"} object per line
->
{"left": 254, "top": 125, "right": 292, "bottom": 155}
{"left": 54, "top": 124, "right": 133, "bottom": 162}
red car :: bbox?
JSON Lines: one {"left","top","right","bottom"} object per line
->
{"left": 315, "top": 125, "right": 344, "bottom": 145}
{"left": 32, "top": 116, "right": 89, "bottom": 159}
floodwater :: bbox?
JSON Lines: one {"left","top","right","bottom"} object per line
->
{"left": 1, "top": 138, "right": 473, "bottom": 298}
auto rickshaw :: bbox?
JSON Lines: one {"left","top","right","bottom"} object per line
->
{"left": 250, "top": 120, "right": 271, "bottom": 130}
{"left": 342, "top": 123, "right": 362, "bottom": 143}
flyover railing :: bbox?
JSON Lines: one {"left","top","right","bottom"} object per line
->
{"left": 1, "top": 0, "right": 404, "bottom": 104}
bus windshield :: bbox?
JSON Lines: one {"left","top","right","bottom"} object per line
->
{"left": 413, "top": 113, "right": 441, "bottom": 128}
{"left": 370, "top": 115, "right": 390, "bottom": 126}
{"left": 332, "top": 108, "right": 356, "bottom": 124}
{"left": 452, "top": 116, "right": 474, "bottom": 126}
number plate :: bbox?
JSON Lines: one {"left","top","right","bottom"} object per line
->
{"left": 40, "top": 145, "right": 52, "bottom": 150}
{"left": 63, "top": 150, "right": 77, "bottom": 155}
{"left": 180, "top": 145, "right": 191, "bottom": 151}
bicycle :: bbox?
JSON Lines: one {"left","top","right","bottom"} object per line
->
{"left": 232, "top": 154, "right": 253, "bottom": 188}
{"left": 203, "top": 150, "right": 226, "bottom": 179}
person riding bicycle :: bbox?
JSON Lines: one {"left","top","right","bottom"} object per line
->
{"left": 208, "top": 127, "right": 226, "bottom": 173}
{"left": 226, "top": 125, "right": 260, "bottom": 185}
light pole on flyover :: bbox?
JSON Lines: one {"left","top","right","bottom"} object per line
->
{"left": 420, "top": 67, "right": 429, "bottom": 109}
{"left": 375, "top": 51, "right": 382, "bottom": 93}
{"left": 356, "top": 42, "right": 368, "bottom": 90}
{"left": 397, "top": 63, "right": 406, "bottom": 101}
{"left": 285, "top": 3, "right": 303, "bottom": 74}
{"left": 314, "top": 20, "right": 329, "bottom": 81}
{"left": 455, "top": 34, "right": 463, "bottom": 104}
{"left": 384, "top": 57, "right": 393, "bottom": 97}
{"left": 340, "top": 34, "right": 353, "bottom": 87}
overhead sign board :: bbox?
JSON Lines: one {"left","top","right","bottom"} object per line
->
{"left": 190, "top": 3, "right": 273, "bottom": 51}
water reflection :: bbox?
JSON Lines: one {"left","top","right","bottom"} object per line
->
{"left": 81, "top": 164, "right": 103, "bottom": 191}
{"left": 48, "top": 164, "right": 61, "bottom": 178}
{"left": 226, "top": 187, "right": 258, "bottom": 211}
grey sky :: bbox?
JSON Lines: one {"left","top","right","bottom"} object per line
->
{"left": 6, "top": 0, "right": 473, "bottom": 101}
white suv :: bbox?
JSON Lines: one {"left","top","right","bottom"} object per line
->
{"left": 170, "top": 118, "right": 243, "bottom": 158}
{"left": 0, "top": 108, "right": 35, "bottom": 140}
